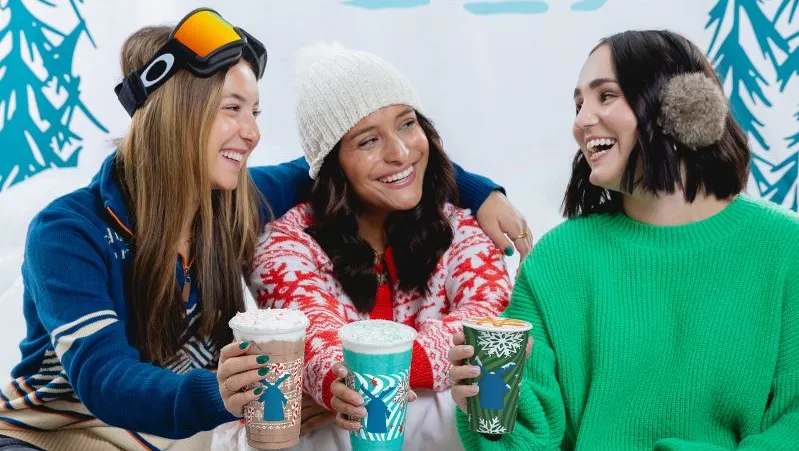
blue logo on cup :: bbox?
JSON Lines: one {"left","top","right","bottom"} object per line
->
{"left": 347, "top": 370, "right": 410, "bottom": 441}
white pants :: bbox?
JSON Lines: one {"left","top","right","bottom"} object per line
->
{"left": 211, "top": 390, "right": 464, "bottom": 451}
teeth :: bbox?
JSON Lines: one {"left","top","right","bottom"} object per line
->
{"left": 221, "top": 150, "right": 243, "bottom": 162}
{"left": 587, "top": 138, "right": 617, "bottom": 151}
{"left": 379, "top": 166, "right": 413, "bottom": 183}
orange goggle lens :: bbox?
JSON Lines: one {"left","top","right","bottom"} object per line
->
{"left": 173, "top": 10, "right": 241, "bottom": 58}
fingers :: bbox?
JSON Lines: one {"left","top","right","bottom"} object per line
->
{"left": 218, "top": 340, "right": 253, "bottom": 366}
{"left": 336, "top": 412, "right": 363, "bottom": 432}
{"left": 222, "top": 384, "right": 262, "bottom": 417}
{"left": 217, "top": 352, "right": 269, "bottom": 381}
{"left": 507, "top": 220, "right": 533, "bottom": 260}
{"left": 449, "top": 363, "right": 481, "bottom": 385}
{"left": 487, "top": 223, "right": 516, "bottom": 258}
{"left": 447, "top": 343, "right": 474, "bottom": 365}
{"left": 331, "top": 382, "right": 365, "bottom": 419}
{"left": 223, "top": 366, "right": 269, "bottom": 394}
{"left": 331, "top": 362, "right": 348, "bottom": 379}
{"left": 527, "top": 336, "right": 533, "bottom": 357}
{"left": 476, "top": 192, "right": 515, "bottom": 257}
{"left": 451, "top": 383, "right": 479, "bottom": 414}
{"left": 408, "top": 390, "right": 417, "bottom": 403}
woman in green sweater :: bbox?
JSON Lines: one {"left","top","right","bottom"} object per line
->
{"left": 448, "top": 29, "right": 799, "bottom": 450}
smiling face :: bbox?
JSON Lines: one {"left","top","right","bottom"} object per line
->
{"left": 337, "top": 104, "right": 429, "bottom": 214}
{"left": 206, "top": 61, "right": 261, "bottom": 191}
{"left": 572, "top": 44, "right": 639, "bottom": 192}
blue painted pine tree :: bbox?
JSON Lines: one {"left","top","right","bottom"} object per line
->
{"left": 0, "top": 0, "right": 106, "bottom": 191}
{"left": 707, "top": 0, "right": 799, "bottom": 210}
{"left": 776, "top": 0, "right": 799, "bottom": 208}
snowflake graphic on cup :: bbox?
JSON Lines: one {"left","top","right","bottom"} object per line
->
{"left": 478, "top": 331, "right": 524, "bottom": 358}
{"left": 478, "top": 416, "right": 507, "bottom": 434}
{"left": 392, "top": 376, "right": 410, "bottom": 410}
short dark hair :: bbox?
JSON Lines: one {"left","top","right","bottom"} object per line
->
{"left": 306, "top": 111, "right": 458, "bottom": 313}
{"left": 563, "top": 29, "right": 750, "bottom": 218}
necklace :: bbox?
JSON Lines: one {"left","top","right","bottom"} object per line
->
{"left": 372, "top": 247, "right": 388, "bottom": 285}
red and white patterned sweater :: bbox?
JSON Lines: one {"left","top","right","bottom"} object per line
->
{"left": 249, "top": 202, "right": 511, "bottom": 410}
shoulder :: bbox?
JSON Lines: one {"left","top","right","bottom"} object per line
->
{"left": 27, "top": 185, "right": 109, "bottom": 245}
{"left": 22, "top": 185, "right": 124, "bottom": 284}
{"left": 517, "top": 214, "right": 606, "bottom": 280}
{"left": 254, "top": 202, "right": 330, "bottom": 266}
{"left": 534, "top": 214, "right": 605, "bottom": 254}
{"left": 443, "top": 203, "right": 481, "bottom": 234}
{"left": 738, "top": 195, "right": 799, "bottom": 236}
{"left": 268, "top": 202, "right": 315, "bottom": 232}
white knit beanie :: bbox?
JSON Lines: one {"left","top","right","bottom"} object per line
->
{"left": 294, "top": 42, "right": 424, "bottom": 179}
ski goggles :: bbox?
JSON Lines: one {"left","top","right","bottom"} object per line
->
{"left": 115, "top": 8, "right": 267, "bottom": 116}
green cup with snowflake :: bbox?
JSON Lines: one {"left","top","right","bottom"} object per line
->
{"left": 339, "top": 320, "right": 417, "bottom": 451}
{"left": 462, "top": 316, "right": 532, "bottom": 434}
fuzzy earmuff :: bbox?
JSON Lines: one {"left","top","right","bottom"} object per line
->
{"left": 658, "top": 72, "right": 728, "bottom": 149}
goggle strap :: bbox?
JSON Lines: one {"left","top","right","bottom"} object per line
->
{"left": 115, "top": 72, "right": 146, "bottom": 117}
{"left": 114, "top": 39, "right": 188, "bottom": 117}
{"left": 236, "top": 28, "right": 267, "bottom": 79}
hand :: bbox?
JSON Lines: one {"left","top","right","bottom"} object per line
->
{"left": 447, "top": 331, "right": 533, "bottom": 414}
{"left": 476, "top": 191, "right": 533, "bottom": 260}
{"left": 217, "top": 341, "right": 270, "bottom": 417}
{"left": 329, "top": 362, "right": 417, "bottom": 432}
{"left": 300, "top": 393, "right": 335, "bottom": 436}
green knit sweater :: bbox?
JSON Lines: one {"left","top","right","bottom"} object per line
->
{"left": 457, "top": 195, "right": 799, "bottom": 450}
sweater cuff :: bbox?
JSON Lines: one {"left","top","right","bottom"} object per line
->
{"left": 321, "top": 368, "right": 338, "bottom": 411}
{"left": 409, "top": 341, "right": 434, "bottom": 389}
{"left": 186, "top": 370, "right": 238, "bottom": 430}
{"left": 454, "top": 164, "right": 506, "bottom": 215}
{"left": 454, "top": 164, "right": 505, "bottom": 212}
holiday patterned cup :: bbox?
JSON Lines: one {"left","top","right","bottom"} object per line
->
{"left": 462, "top": 316, "right": 532, "bottom": 434}
{"left": 339, "top": 320, "right": 417, "bottom": 451}
{"left": 229, "top": 309, "right": 309, "bottom": 450}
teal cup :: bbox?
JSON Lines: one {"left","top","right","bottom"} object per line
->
{"left": 339, "top": 320, "right": 417, "bottom": 451}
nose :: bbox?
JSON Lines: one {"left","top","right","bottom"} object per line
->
{"left": 240, "top": 113, "right": 260, "bottom": 146}
{"left": 383, "top": 134, "right": 410, "bottom": 164}
{"left": 574, "top": 101, "right": 599, "bottom": 130}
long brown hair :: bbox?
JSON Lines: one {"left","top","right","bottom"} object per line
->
{"left": 117, "top": 26, "right": 262, "bottom": 363}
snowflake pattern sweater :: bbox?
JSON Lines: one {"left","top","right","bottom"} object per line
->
{"left": 250, "top": 202, "right": 512, "bottom": 410}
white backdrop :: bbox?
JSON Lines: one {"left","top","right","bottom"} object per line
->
{"left": 1, "top": 0, "right": 797, "bottom": 378}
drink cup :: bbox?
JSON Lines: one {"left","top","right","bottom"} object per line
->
{"left": 229, "top": 309, "right": 309, "bottom": 450}
{"left": 462, "top": 316, "right": 532, "bottom": 435}
{"left": 339, "top": 320, "right": 417, "bottom": 451}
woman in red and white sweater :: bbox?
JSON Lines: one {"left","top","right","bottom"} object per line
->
{"left": 248, "top": 42, "right": 512, "bottom": 447}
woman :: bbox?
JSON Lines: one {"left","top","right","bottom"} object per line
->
{"left": 449, "top": 30, "right": 799, "bottom": 449}
{"left": 248, "top": 43, "right": 513, "bottom": 449}
{"left": 0, "top": 11, "right": 526, "bottom": 451}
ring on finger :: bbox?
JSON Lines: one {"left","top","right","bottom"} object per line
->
{"left": 338, "top": 413, "right": 361, "bottom": 429}
{"left": 512, "top": 230, "right": 529, "bottom": 241}
{"left": 223, "top": 378, "right": 235, "bottom": 395}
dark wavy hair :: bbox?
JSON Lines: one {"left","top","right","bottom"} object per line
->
{"left": 305, "top": 111, "right": 458, "bottom": 313}
{"left": 563, "top": 29, "right": 750, "bottom": 218}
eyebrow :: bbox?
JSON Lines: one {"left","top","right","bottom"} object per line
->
{"left": 350, "top": 107, "right": 416, "bottom": 138}
{"left": 395, "top": 106, "right": 415, "bottom": 118}
{"left": 224, "top": 93, "right": 259, "bottom": 106}
{"left": 573, "top": 78, "right": 619, "bottom": 98}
